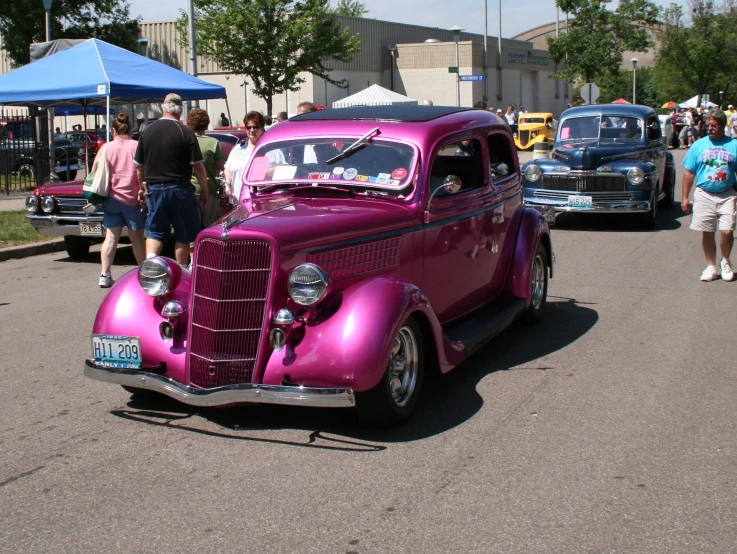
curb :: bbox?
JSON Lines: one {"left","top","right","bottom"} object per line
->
{"left": 0, "top": 239, "right": 66, "bottom": 262}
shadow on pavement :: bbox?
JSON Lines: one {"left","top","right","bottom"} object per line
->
{"left": 554, "top": 205, "right": 683, "bottom": 232}
{"left": 110, "top": 296, "right": 598, "bottom": 448}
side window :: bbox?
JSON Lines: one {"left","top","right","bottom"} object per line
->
{"left": 487, "top": 133, "right": 515, "bottom": 180}
{"left": 430, "top": 138, "right": 483, "bottom": 194}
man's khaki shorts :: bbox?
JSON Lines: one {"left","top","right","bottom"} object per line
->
{"left": 690, "top": 187, "right": 737, "bottom": 232}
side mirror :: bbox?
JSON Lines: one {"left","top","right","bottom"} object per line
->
{"left": 425, "top": 175, "right": 462, "bottom": 223}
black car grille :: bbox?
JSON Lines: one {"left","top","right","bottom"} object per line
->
{"left": 519, "top": 130, "right": 530, "bottom": 146}
{"left": 541, "top": 173, "right": 625, "bottom": 192}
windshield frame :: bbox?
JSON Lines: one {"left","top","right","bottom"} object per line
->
{"left": 245, "top": 136, "right": 419, "bottom": 193}
{"left": 557, "top": 114, "right": 644, "bottom": 142}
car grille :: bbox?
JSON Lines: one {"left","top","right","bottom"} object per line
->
{"left": 55, "top": 196, "right": 87, "bottom": 216}
{"left": 534, "top": 190, "right": 634, "bottom": 202}
{"left": 188, "top": 238, "right": 272, "bottom": 388}
{"left": 541, "top": 173, "right": 626, "bottom": 192}
{"left": 518, "top": 130, "right": 530, "bottom": 146}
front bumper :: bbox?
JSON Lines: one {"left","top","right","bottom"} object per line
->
{"left": 26, "top": 214, "right": 128, "bottom": 237}
{"left": 524, "top": 198, "right": 651, "bottom": 214}
{"left": 84, "top": 360, "right": 356, "bottom": 408}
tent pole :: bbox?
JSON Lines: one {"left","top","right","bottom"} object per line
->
{"left": 106, "top": 96, "right": 111, "bottom": 144}
{"left": 225, "top": 98, "right": 233, "bottom": 129}
{"left": 83, "top": 102, "right": 89, "bottom": 177}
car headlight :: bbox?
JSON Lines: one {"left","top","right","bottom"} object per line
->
{"left": 138, "top": 258, "right": 172, "bottom": 297}
{"left": 25, "top": 196, "right": 38, "bottom": 213}
{"left": 288, "top": 264, "right": 329, "bottom": 306}
{"left": 531, "top": 132, "right": 537, "bottom": 138}
{"left": 627, "top": 167, "right": 645, "bottom": 185}
{"left": 524, "top": 165, "right": 542, "bottom": 182}
{"left": 41, "top": 196, "right": 55, "bottom": 213}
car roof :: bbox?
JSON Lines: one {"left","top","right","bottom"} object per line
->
{"left": 519, "top": 112, "right": 554, "bottom": 118}
{"left": 291, "top": 105, "right": 474, "bottom": 123}
{"left": 562, "top": 104, "right": 655, "bottom": 118}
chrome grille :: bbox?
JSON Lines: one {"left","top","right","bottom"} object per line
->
{"left": 188, "top": 239, "right": 272, "bottom": 388}
{"left": 55, "top": 196, "right": 87, "bottom": 216}
{"left": 534, "top": 190, "right": 633, "bottom": 202}
{"left": 542, "top": 173, "right": 625, "bottom": 192}
{"left": 519, "top": 130, "right": 530, "bottom": 146}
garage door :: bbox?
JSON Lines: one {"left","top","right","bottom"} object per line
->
{"left": 521, "top": 71, "right": 534, "bottom": 111}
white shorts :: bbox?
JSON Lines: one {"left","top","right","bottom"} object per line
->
{"left": 690, "top": 187, "right": 737, "bottom": 232}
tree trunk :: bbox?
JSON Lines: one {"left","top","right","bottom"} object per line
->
{"left": 266, "top": 93, "right": 273, "bottom": 118}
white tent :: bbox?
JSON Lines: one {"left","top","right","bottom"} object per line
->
{"left": 679, "top": 95, "right": 717, "bottom": 109}
{"left": 332, "top": 84, "right": 418, "bottom": 108}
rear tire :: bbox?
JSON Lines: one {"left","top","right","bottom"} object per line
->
{"left": 64, "top": 236, "right": 91, "bottom": 259}
{"left": 521, "top": 242, "right": 548, "bottom": 324}
{"left": 355, "top": 316, "right": 424, "bottom": 426}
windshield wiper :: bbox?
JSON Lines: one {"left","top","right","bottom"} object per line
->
{"left": 326, "top": 127, "right": 380, "bottom": 165}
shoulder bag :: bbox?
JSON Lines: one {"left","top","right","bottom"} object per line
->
{"left": 83, "top": 143, "right": 110, "bottom": 204}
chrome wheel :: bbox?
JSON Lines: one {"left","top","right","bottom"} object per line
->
{"left": 388, "top": 326, "right": 419, "bottom": 407}
{"left": 530, "top": 251, "right": 546, "bottom": 311}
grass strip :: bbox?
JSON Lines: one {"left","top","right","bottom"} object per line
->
{"left": 0, "top": 210, "right": 56, "bottom": 247}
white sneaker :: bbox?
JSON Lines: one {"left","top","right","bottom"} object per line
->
{"left": 721, "top": 259, "right": 734, "bottom": 281}
{"left": 98, "top": 274, "right": 113, "bottom": 288}
{"left": 700, "top": 265, "right": 719, "bottom": 282}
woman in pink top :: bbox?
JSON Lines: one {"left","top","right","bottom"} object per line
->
{"left": 98, "top": 113, "right": 146, "bottom": 287}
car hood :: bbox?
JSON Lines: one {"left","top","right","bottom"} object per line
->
{"left": 553, "top": 141, "right": 646, "bottom": 169}
{"left": 34, "top": 180, "right": 84, "bottom": 195}
{"left": 207, "top": 194, "right": 416, "bottom": 252}
{"left": 518, "top": 122, "right": 546, "bottom": 131}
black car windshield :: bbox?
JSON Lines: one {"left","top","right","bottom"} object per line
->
{"left": 520, "top": 116, "right": 545, "bottom": 124}
{"left": 247, "top": 138, "right": 416, "bottom": 189}
{"left": 559, "top": 115, "right": 643, "bottom": 141}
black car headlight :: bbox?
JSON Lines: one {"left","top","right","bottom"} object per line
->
{"left": 41, "top": 196, "right": 55, "bottom": 213}
{"left": 524, "top": 165, "right": 542, "bottom": 182}
{"left": 627, "top": 167, "right": 645, "bottom": 185}
{"left": 25, "top": 196, "right": 38, "bottom": 213}
{"left": 288, "top": 264, "right": 329, "bottom": 306}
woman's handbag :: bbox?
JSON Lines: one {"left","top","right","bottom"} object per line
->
{"left": 83, "top": 143, "right": 110, "bottom": 204}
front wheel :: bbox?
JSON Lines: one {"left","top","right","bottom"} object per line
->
{"left": 637, "top": 188, "right": 659, "bottom": 229}
{"left": 64, "top": 236, "right": 91, "bottom": 259}
{"left": 355, "top": 316, "right": 424, "bottom": 426}
{"left": 521, "top": 242, "right": 548, "bottom": 324}
{"left": 661, "top": 169, "right": 676, "bottom": 210}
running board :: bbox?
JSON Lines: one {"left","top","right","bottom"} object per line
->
{"left": 445, "top": 297, "right": 526, "bottom": 357}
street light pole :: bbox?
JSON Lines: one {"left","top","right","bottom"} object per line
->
{"left": 450, "top": 25, "right": 463, "bottom": 107}
{"left": 631, "top": 57, "right": 639, "bottom": 105}
{"left": 188, "top": 0, "right": 199, "bottom": 108}
{"left": 483, "top": 0, "right": 488, "bottom": 104}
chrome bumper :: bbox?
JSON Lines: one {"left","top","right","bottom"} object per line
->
{"left": 84, "top": 360, "right": 356, "bottom": 408}
{"left": 525, "top": 200, "right": 651, "bottom": 214}
{"left": 26, "top": 214, "right": 126, "bottom": 237}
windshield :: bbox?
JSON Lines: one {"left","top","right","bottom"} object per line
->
{"left": 247, "top": 138, "right": 416, "bottom": 189}
{"left": 559, "top": 115, "right": 642, "bottom": 141}
{"left": 520, "top": 116, "right": 545, "bottom": 124}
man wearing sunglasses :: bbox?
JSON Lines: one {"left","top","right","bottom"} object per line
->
{"left": 682, "top": 109, "right": 737, "bottom": 281}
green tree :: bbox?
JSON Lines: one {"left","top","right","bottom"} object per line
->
{"left": 547, "top": 0, "right": 660, "bottom": 84}
{"left": 656, "top": 0, "right": 737, "bottom": 108}
{"left": 595, "top": 66, "right": 658, "bottom": 107}
{"left": 331, "top": 0, "right": 368, "bottom": 16}
{"left": 0, "top": 0, "right": 140, "bottom": 67}
{"left": 179, "top": 0, "right": 360, "bottom": 115}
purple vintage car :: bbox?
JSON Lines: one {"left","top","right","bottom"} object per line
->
{"left": 84, "top": 106, "right": 553, "bottom": 425}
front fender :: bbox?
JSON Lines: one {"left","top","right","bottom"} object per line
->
{"left": 261, "top": 277, "right": 464, "bottom": 392}
{"left": 92, "top": 265, "right": 192, "bottom": 384}
{"left": 504, "top": 207, "right": 552, "bottom": 304}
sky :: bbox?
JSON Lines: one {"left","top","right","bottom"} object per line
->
{"left": 127, "top": 0, "right": 687, "bottom": 40}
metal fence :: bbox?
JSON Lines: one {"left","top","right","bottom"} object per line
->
{"left": 0, "top": 107, "right": 48, "bottom": 194}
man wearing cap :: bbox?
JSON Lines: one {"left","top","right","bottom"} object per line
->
{"left": 134, "top": 93, "right": 208, "bottom": 267}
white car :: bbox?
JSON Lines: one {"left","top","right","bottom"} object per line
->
{"left": 658, "top": 114, "right": 673, "bottom": 149}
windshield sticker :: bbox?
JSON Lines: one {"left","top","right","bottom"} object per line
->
{"left": 272, "top": 165, "right": 298, "bottom": 180}
{"left": 560, "top": 127, "right": 570, "bottom": 139}
{"left": 332, "top": 167, "right": 345, "bottom": 175}
{"left": 356, "top": 175, "right": 369, "bottom": 182}
{"left": 388, "top": 179, "right": 400, "bottom": 185}
{"left": 250, "top": 157, "right": 270, "bottom": 180}
{"left": 343, "top": 168, "right": 358, "bottom": 180}
{"left": 307, "top": 172, "right": 320, "bottom": 179}
{"left": 391, "top": 168, "right": 408, "bottom": 180}
{"left": 319, "top": 172, "right": 331, "bottom": 179}
{"left": 376, "top": 173, "right": 390, "bottom": 184}
{"left": 368, "top": 176, "right": 378, "bottom": 183}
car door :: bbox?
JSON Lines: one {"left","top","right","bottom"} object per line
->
{"left": 422, "top": 136, "right": 500, "bottom": 323}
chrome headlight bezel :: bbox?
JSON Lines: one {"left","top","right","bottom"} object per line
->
{"left": 524, "top": 164, "right": 542, "bottom": 182}
{"left": 288, "top": 263, "right": 330, "bottom": 306}
{"left": 627, "top": 167, "right": 645, "bottom": 185}
{"left": 41, "top": 196, "right": 55, "bottom": 214}
{"left": 138, "top": 258, "right": 173, "bottom": 297}
{"left": 25, "top": 195, "right": 38, "bottom": 213}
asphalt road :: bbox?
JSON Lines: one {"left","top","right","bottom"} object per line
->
{"left": 2, "top": 148, "right": 736, "bottom": 553}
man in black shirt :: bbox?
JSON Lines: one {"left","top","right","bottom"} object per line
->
{"left": 134, "top": 93, "right": 208, "bottom": 266}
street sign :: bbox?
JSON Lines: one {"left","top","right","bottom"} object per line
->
{"left": 459, "top": 75, "right": 484, "bottom": 82}
{"left": 580, "top": 82, "right": 600, "bottom": 104}
{"left": 448, "top": 66, "right": 458, "bottom": 74}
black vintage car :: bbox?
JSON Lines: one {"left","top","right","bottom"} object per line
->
{"left": 521, "top": 104, "right": 676, "bottom": 227}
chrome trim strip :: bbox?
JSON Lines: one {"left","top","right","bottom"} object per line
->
{"left": 525, "top": 200, "right": 650, "bottom": 214}
{"left": 84, "top": 360, "right": 356, "bottom": 408}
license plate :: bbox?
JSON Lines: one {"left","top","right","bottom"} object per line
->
{"left": 80, "top": 222, "right": 103, "bottom": 236}
{"left": 91, "top": 335, "right": 142, "bottom": 369}
{"left": 568, "top": 195, "right": 593, "bottom": 208}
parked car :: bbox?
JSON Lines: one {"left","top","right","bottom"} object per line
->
{"left": 83, "top": 105, "right": 554, "bottom": 426}
{"left": 514, "top": 112, "right": 557, "bottom": 151}
{"left": 25, "top": 131, "right": 243, "bottom": 259}
{"left": 521, "top": 104, "right": 676, "bottom": 227}
{"left": 65, "top": 130, "right": 105, "bottom": 164}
